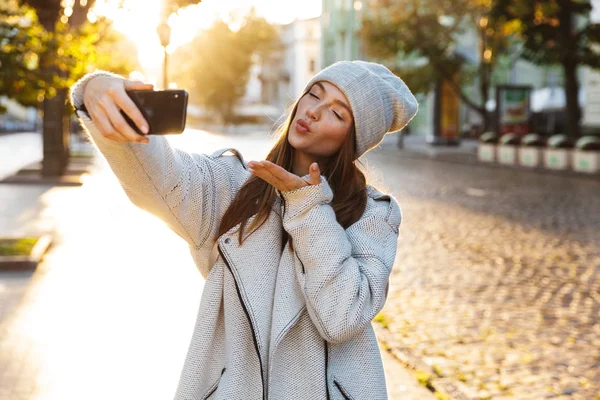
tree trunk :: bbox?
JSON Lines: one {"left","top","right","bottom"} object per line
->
{"left": 41, "top": 89, "right": 70, "bottom": 177}
{"left": 413, "top": 30, "right": 488, "bottom": 126}
{"left": 563, "top": 59, "right": 581, "bottom": 137}
{"left": 26, "top": 0, "right": 96, "bottom": 177}
{"left": 479, "top": 61, "right": 492, "bottom": 132}
{"left": 558, "top": 0, "right": 581, "bottom": 137}
{"left": 69, "top": 1, "right": 95, "bottom": 27}
{"left": 28, "top": 0, "right": 70, "bottom": 176}
{"left": 24, "top": 0, "right": 61, "bottom": 31}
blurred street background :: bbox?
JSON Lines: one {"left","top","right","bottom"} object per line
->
{"left": 1, "top": 0, "right": 600, "bottom": 399}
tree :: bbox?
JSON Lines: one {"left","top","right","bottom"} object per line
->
{"left": 3, "top": 0, "right": 200, "bottom": 177}
{"left": 170, "top": 11, "right": 278, "bottom": 123}
{"left": 0, "top": 0, "right": 49, "bottom": 112}
{"left": 2, "top": 0, "right": 201, "bottom": 112}
{"left": 361, "top": 0, "right": 511, "bottom": 131}
{"left": 491, "top": 0, "right": 600, "bottom": 137}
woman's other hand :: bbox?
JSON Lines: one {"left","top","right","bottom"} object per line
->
{"left": 82, "top": 75, "right": 154, "bottom": 144}
{"left": 247, "top": 160, "right": 321, "bottom": 192}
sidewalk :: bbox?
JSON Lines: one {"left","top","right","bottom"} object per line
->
{"left": 0, "top": 132, "right": 436, "bottom": 400}
{"left": 380, "top": 132, "right": 479, "bottom": 165}
{"left": 379, "top": 132, "right": 600, "bottom": 181}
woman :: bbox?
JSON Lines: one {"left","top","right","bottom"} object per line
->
{"left": 70, "top": 60, "right": 418, "bottom": 400}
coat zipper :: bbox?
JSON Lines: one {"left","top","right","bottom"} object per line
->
{"left": 333, "top": 380, "right": 352, "bottom": 400}
{"left": 324, "top": 340, "right": 330, "bottom": 400}
{"left": 202, "top": 367, "right": 226, "bottom": 400}
{"left": 218, "top": 245, "right": 266, "bottom": 400}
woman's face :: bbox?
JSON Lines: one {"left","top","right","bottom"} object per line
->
{"left": 288, "top": 81, "right": 354, "bottom": 158}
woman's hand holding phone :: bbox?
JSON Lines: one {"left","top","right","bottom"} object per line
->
{"left": 83, "top": 75, "right": 154, "bottom": 144}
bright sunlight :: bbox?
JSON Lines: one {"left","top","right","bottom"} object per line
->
{"left": 92, "top": 0, "right": 322, "bottom": 81}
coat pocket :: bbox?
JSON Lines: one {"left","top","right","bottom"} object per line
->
{"left": 201, "top": 367, "right": 226, "bottom": 400}
{"left": 332, "top": 376, "right": 354, "bottom": 400}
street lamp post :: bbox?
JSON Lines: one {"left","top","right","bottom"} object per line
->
{"left": 157, "top": 21, "right": 171, "bottom": 89}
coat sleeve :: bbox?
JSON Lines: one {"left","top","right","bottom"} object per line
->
{"left": 280, "top": 181, "right": 401, "bottom": 344}
{"left": 69, "top": 71, "right": 240, "bottom": 254}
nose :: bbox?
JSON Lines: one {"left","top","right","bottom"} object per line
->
{"left": 306, "top": 106, "right": 319, "bottom": 121}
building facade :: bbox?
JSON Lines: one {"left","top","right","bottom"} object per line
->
{"left": 282, "top": 17, "right": 322, "bottom": 102}
{"left": 258, "top": 17, "right": 322, "bottom": 115}
{"left": 319, "top": 0, "right": 592, "bottom": 138}
{"left": 321, "top": 0, "right": 364, "bottom": 67}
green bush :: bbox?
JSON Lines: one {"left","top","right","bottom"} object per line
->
{"left": 0, "top": 237, "right": 38, "bottom": 256}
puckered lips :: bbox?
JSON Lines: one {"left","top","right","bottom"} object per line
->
{"left": 296, "top": 119, "right": 311, "bottom": 134}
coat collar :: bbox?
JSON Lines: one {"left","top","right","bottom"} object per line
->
{"left": 216, "top": 200, "right": 305, "bottom": 362}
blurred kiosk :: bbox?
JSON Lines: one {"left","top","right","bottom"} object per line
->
{"left": 428, "top": 78, "right": 461, "bottom": 146}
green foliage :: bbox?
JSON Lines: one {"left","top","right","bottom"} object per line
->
{"left": 373, "top": 312, "right": 392, "bottom": 329}
{"left": 434, "top": 392, "right": 450, "bottom": 400}
{"left": 170, "top": 10, "right": 278, "bottom": 123}
{"left": 361, "top": 0, "right": 460, "bottom": 93}
{"left": 0, "top": 237, "right": 38, "bottom": 256}
{"left": 361, "top": 0, "right": 512, "bottom": 125}
{"left": 491, "top": 0, "right": 600, "bottom": 136}
{"left": 0, "top": 0, "right": 50, "bottom": 110}
{"left": 416, "top": 370, "right": 435, "bottom": 390}
{"left": 88, "top": 23, "right": 141, "bottom": 77}
{"left": 1, "top": 0, "right": 139, "bottom": 112}
{"left": 491, "top": 0, "right": 600, "bottom": 67}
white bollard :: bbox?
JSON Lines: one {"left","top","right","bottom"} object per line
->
{"left": 544, "top": 148, "right": 571, "bottom": 170}
{"left": 519, "top": 147, "right": 541, "bottom": 167}
{"left": 478, "top": 144, "right": 496, "bottom": 162}
{"left": 498, "top": 145, "right": 517, "bottom": 165}
{"left": 573, "top": 150, "right": 600, "bottom": 173}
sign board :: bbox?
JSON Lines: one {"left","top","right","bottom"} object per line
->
{"left": 496, "top": 85, "right": 532, "bottom": 135}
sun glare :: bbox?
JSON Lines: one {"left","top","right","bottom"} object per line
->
{"left": 92, "top": 0, "right": 322, "bottom": 76}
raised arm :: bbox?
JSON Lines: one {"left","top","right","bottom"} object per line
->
{"left": 281, "top": 182, "right": 401, "bottom": 344}
{"left": 70, "top": 72, "right": 242, "bottom": 276}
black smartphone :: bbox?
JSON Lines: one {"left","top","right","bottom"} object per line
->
{"left": 121, "top": 89, "right": 188, "bottom": 135}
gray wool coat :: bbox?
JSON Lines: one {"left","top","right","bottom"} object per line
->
{"left": 71, "top": 73, "right": 402, "bottom": 400}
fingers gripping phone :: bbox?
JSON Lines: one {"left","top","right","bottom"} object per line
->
{"left": 121, "top": 90, "right": 188, "bottom": 135}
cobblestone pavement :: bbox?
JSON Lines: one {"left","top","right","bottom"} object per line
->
{"left": 365, "top": 144, "right": 600, "bottom": 400}
{"left": 0, "top": 131, "right": 435, "bottom": 400}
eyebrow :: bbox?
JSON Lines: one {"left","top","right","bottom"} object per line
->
{"left": 314, "top": 82, "right": 353, "bottom": 116}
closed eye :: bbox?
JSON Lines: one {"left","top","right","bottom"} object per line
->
{"left": 309, "top": 92, "right": 319, "bottom": 100}
{"left": 333, "top": 111, "right": 343, "bottom": 120}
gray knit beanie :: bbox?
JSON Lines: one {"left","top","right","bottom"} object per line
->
{"left": 302, "top": 60, "right": 419, "bottom": 159}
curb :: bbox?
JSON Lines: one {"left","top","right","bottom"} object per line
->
{"left": 0, "top": 155, "right": 97, "bottom": 187}
{"left": 0, "top": 234, "right": 53, "bottom": 271}
{"left": 374, "top": 323, "right": 473, "bottom": 400}
{"left": 378, "top": 145, "right": 600, "bottom": 181}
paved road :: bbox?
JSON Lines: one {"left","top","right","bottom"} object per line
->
{"left": 4, "top": 128, "right": 599, "bottom": 399}
{"left": 368, "top": 144, "right": 600, "bottom": 399}
{"left": 0, "top": 130, "right": 435, "bottom": 400}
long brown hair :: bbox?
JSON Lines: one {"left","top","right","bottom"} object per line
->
{"left": 218, "top": 98, "right": 368, "bottom": 246}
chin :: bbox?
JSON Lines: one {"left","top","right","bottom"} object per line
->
{"left": 287, "top": 128, "right": 303, "bottom": 149}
